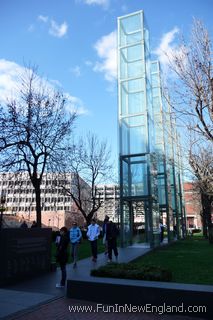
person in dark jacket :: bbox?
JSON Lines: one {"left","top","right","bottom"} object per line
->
{"left": 106, "top": 220, "right": 119, "bottom": 262}
{"left": 102, "top": 215, "right": 109, "bottom": 255}
{"left": 20, "top": 220, "right": 28, "bottom": 229}
{"left": 55, "top": 226, "right": 69, "bottom": 288}
{"left": 31, "top": 220, "right": 38, "bottom": 228}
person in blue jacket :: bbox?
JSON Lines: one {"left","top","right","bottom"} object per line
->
{"left": 69, "top": 222, "right": 82, "bottom": 268}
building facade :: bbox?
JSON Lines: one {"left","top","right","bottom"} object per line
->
{"left": 95, "top": 185, "right": 120, "bottom": 222}
{"left": 0, "top": 172, "right": 88, "bottom": 229}
{"left": 184, "top": 182, "right": 202, "bottom": 230}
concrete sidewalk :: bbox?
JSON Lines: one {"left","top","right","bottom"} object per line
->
{"left": 0, "top": 243, "right": 208, "bottom": 320}
{"left": 0, "top": 244, "right": 151, "bottom": 319}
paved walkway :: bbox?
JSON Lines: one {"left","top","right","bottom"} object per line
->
{"left": 0, "top": 244, "right": 150, "bottom": 319}
{"left": 0, "top": 242, "right": 206, "bottom": 320}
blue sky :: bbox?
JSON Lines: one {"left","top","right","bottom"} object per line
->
{"left": 0, "top": 0, "right": 212, "bottom": 168}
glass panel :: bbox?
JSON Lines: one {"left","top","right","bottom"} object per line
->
{"left": 131, "top": 160, "right": 148, "bottom": 196}
{"left": 122, "top": 159, "right": 129, "bottom": 196}
{"left": 121, "top": 14, "right": 141, "bottom": 34}
{"left": 129, "top": 126, "right": 146, "bottom": 154}
{"left": 122, "top": 155, "right": 148, "bottom": 197}
{"left": 122, "top": 78, "right": 144, "bottom": 93}
{"left": 153, "top": 96, "right": 161, "bottom": 112}
{"left": 128, "top": 60, "right": 143, "bottom": 78}
{"left": 157, "top": 160, "right": 165, "bottom": 173}
{"left": 121, "top": 86, "right": 127, "bottom": 115}
{"left": 120, "top": 116, "right": 147, "bottom": 155}
{"left": 121, "top": 44, "right": 143, "bottom": 62}
{"left": 125, "top": 156, "right": 148, "bottom": 196}
{"left": 152, "top": 87, "right": 159, "bottom": 97}
{"left": 151, "top": 73, "right": 159, "bottom": 87}
{"left": 158, "top": 176, "right": 166, "bottom": 205}
{"left": 151, "top": 62, "right": 158, "bottom": 73}
{"left": 128, "top": 92, "right": 145, "bottom": 114}
{"left": 121, "top": 120, "right": 129, "bottom": 155}
{"left": 122, "top": 201, "right": 131, "bottom": 245}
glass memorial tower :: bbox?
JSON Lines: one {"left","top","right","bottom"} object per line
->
{"left": 118, "top": 11, "right": 185, "bottom": 247}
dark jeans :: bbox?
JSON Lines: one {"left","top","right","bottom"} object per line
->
{"left": 60, "top": 263, "right": 66, "bottom": 286}
{"left": 71, "top": 242, "right": 79, "bottom": 263}
{"left": 90, "top": 239, "right": 97, "bottom": 259}
{"left": 108, "top": 238, "right": 118, "bottom": 260}
{"left": 160, "top": 231, "right": 164, "bottom": 242}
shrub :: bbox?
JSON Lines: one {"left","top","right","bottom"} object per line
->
{"left": 91, "top": 263, "right": 172, "bottom": 282}
{"left": 192, "top": 229, "right": 201, "bottom": 234}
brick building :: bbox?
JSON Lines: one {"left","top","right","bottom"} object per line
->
{"left": 184, "top": 182, "right": 202, "bottom": 230}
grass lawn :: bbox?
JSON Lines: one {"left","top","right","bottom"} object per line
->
{"left": 52, "top": 238, "right": 105, "bottom": 264}
{"left": 132, "top": 236, "right": 213, "bottom": 285}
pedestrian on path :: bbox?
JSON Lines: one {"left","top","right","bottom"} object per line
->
{"left": 87, "top": 218, "right": 100, "bottom": 262}
{"left": 31, "top": 220, "right": 38, "bottom": 228}
{"left": 106, "top": 220, "right": 119, "bottom": 263}
{"left": 102, "top": 215, "right": 109, "bottom": 255}
{"left": 55, "top": 226, "right": 69, "bottom": 288}
{"left": 20, "top": 220, "right": 28, "bottom": 229}
{"left": 69, "top": 222, "right": 82, "bottom": 268}
{"left": 160, "top": 221, "right": 164, "bottom": 243}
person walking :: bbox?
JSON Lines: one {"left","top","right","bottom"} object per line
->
{"left": 31, "top": 220, "right": 38, "bottom": 228}
{"left": 106, "top": 220, "right": 119, "bottom": 263}
{"left": 20, "top": 220, "right": 28, "bottom": 229}
{"left": 87, "top": 218, "right": 100, "bottom": 262}
{"left": 102, "top": 215, "right": 109, "bottom": 255}
{"left": 69, "top": 222, "right": 82, "bottom": 268}
{"left": 55, "top": 226, "right": 69, "bottom": 288}
{"left": 160, "top": 221, "right": 164, "bottom": 243}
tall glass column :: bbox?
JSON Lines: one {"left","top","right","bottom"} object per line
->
{"left": 118, "top": 11, "right": 159, "bottom": 247}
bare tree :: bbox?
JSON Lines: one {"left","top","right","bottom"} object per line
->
{"left": 60, "top": 133, "right": 113, "bottom": 226}
{"left": 168, "top": 19, "right": 213, "bottom": 142}
{"left": 166, "top": 19, "right": 213, "bottom": 239}
{"left": 0, "top": 68, "right": 76, "bottom": 227}
{"left": 189, "top": 144, "right": 213, "bottom": 242}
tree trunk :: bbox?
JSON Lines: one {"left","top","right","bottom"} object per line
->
{"left": 201, "top": 193, "right": 213, "bottom": 244}
{"left": 201, "top": 213, "right": 208, "bottom": 238}
{"left": 34, "top": 181, "right": 42, "bottom": 227}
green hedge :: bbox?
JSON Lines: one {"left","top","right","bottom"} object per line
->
{"left": 91, "top": 263, "right": 172, "bottom": 282}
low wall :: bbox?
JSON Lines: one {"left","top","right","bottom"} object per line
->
{"left": 0, "top": 228, "right": 52, "bottom": 286}
{"left": 67, "top": 277, "right": 213, "bottom": 319}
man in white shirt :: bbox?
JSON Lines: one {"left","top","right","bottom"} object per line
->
{"left": 87, "top": 218, "right": 100, "bottom": 262}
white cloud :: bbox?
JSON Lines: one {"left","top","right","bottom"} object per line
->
{"left": 0, "top": 59, "right": 23, "bottom": 103}
{"left": 93, "top": 30, "right": 117, "bottom": 82}
{"left": 28, "top": 24, "right": 35, "bottom": 32}
{"left": 37, "top": 15, "right": 68, "bottom": 38}
{"left": 0, "top": 59, "right": 87, "bottom": 115}
{"left": 49, "top": 20, "right": 68, "bottom": 38}
{"left": 82, "top": 0, "right": 109, "bottom": 8}
{"left": 85, "top": 60, "right": 93, "bottom": 67}
{"left": 38, "top": 15, "right": 49, "bottom": 23}
{"left": 70, "top": 66, "right": 81, "bottom": 77}
{"left": 64, "top": 94, "right": 87, "bottom": 115}
{"left": 153, "top": 27, "right": 179, "bottom": 70}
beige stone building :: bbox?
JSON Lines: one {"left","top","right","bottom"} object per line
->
{"left": 95, "top": 185, "right": 120, "bottom": 222}
{"left": 0, "top": 172, "right": 89, "bottom": 229}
